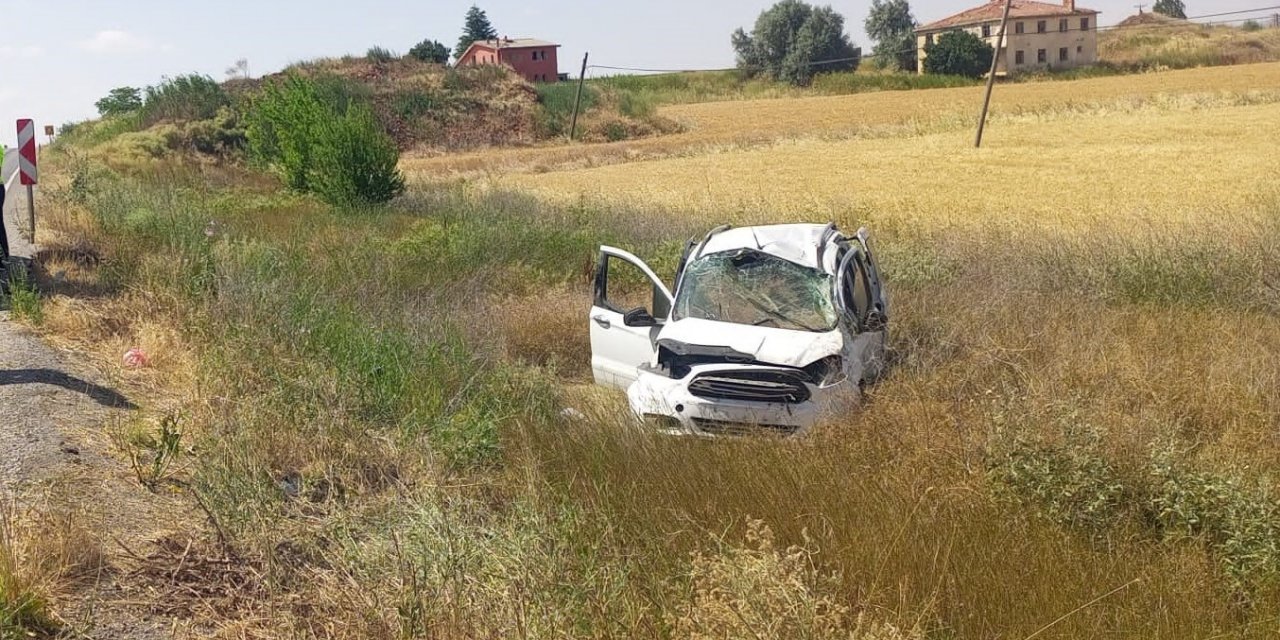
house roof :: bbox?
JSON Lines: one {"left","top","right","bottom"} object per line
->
{"left": 917, "top": 0, "right": 1099, "bottom": 33}
{"left": 464, "top": 38, "right": 559, "bottom": 53}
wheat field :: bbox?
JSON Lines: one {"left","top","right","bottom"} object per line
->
{"left": 402, "top": 61, "right": 1280, "bottom": 178}
{"left": 507, "top": 100, "right": 1280, "bottom": 234}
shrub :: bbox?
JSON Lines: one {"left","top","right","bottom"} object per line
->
{"left": 140, "top": 74, "right": 229, "bottom": 127}
{"left": 94, "top": 86, "right": 142, "bottom": 116}
{"left": 923, "top": 30, "right": 993, "bottom": 78}
{"left": 310, "top": 104, "right": 406, "bottom": 207}
{"left": 987, "top": 422, "right": 1129, "bottom": 533}
{"left": 245, "top": 74, "right": 404, "bottom": 206}
{"left": 1242, "top": 20, "right": 1263, "bottom": 32}
{"left": 245, "top": 75, "right": 327, "bottom": 190}
{"left": 407, "top": 39, "right": 450, "bottom": 64}
{"left": 366, "top": 46, "right": 396, "bottom": 63}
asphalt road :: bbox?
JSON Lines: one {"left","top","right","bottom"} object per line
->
{"left": 1, "top": 147, "right": 15, "bottom": 184}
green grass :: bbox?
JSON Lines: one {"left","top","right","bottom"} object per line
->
{"left": 589, "top": 69, "right": 981, "bottom": 107}
{"left": 5, "top": 266, "right": 42, "bottom": 324}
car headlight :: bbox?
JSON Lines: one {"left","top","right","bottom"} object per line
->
{"left": 803, "top": 356, "right": 846, "bottom": 387}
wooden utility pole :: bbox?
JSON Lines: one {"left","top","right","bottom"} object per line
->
{"left": 974, "top": 0, "right": 1014, "bottom": 149}
{"left": 569, "top": 52, "right": 589, "bottom": 142}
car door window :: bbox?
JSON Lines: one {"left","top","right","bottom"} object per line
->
{"left": 596, "top": 253, "right": 670, "bottom": 319}
{"left": 838, "top": 248, "right": 872, "bottom": 330}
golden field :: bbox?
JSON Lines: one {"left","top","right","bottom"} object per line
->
{"left": 402, "top": 61, "right": 1280, "bottom": 177}
{"left": 507, "top": 100, "right": 1280, "bottom": 234}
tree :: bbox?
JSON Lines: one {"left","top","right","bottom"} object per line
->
{"left": 864, "top": 0, "right": 917, "bottom": 71}
{"left": 95, "top": 86, "right": 142, "bottom": 116}
{"left": 409, "top": 39, "right": 450, "bottom": 64}
{"left": 1152, "top": 0, "right": 1187, "bottom": 19}
{"left": 225, "top": 58, "right": 250, "bottom": 80}
{"left": 454, "top": 5, "right": 498, "bottom": 61}
{"left": 732, "top": 0, "right": 860, "bottom": 86}
{"left": 922, "top": 30, "right": 993, "bottom": 78}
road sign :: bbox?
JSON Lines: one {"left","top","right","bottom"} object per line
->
{"left": 43, "top": 125, "right": 54, "bottom": 136}
{"left": 16, "top": 119, "right": 37, "bottom": 185}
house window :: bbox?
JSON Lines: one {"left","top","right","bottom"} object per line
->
{"left": 1081, "top": 18, "right": 1090, "bottom": 31}
{"left": 1015, "top": 50, "right": 1025, "bottom": 65}
{"left": 1037, "top": 20, "right": 1047, "bottom": 33}
{"left": 1037, "top": 49, "right": 1047, "bottom": 63}
{"left": 982, "top": 24, "right": 991, "bottom": 37}
{"left": 1015, "top": 21, "right": 1024, "bottom": 34}
{"left": 926, "top": 33, "right": 935, "bottom": 45}
{"left": 1077, "top": 45, "right": 1083, "bottom": 54}
{"left": 1059, "top": 47, "right": 1069, "bottom": 61}
{"left": 1059, "top": 18, "right": 1068, "bottom": 32}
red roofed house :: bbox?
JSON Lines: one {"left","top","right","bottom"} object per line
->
{"left": 456, "top": 37, "right": 561, "bottom": 83}
{"left": 915, "top": 0, "right": 1100, "bottom": 75}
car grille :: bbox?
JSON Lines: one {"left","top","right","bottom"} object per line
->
{"left": 686, "top": 370, "right": 812, "bottom": 404}
{"left": 693, "top": 419, "right": 800, "bottom": 437}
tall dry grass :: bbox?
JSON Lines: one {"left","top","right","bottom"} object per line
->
{"left": 20, "top": 61, "right": 1280, "bottom": 637}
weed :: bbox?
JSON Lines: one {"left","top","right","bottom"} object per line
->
{"left": 118, "top": 414, "right": 186, "bottom": 489}
{"left": 5, "top": 266, "right": 42, "bottom": 325}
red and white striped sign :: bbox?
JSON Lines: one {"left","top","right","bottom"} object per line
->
{"left": 16, "top": 119, "right": 37, "bottom": 185}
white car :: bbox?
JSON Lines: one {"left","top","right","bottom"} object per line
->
{"left": 589, "top": 223, "right": 888, "bottom": 436}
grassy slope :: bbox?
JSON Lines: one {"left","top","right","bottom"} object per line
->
{"left": 14, "top": 58, "right": 1280, "bottom": 638}
{"left": 1100, "top": 19, "right": 1280, "bottom": 69}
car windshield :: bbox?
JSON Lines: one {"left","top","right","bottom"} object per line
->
{"left": 673, "top": 250, "right": 837, "bottom": 332}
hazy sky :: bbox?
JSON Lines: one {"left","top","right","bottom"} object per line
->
{"left": 0, "top": 0, "right": 1272, "bottom": 145}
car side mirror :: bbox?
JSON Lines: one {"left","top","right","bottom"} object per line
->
{"left": 623, "top": 307, "right": 658, "bottom": 327}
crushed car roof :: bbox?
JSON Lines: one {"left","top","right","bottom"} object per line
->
{"left": 697, "top": 223, "right": 845, "bottom": 274}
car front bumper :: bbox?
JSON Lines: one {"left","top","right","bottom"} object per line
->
{"left": 626, "top": 365, "right": 858, "bottom": 437}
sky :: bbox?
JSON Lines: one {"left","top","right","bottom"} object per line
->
{"left": 0, "top": 0, "right": 1274, "bottom": 145}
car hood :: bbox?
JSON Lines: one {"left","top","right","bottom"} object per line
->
{"left": 656, "top": 318, "right": 843, "bottom": 369}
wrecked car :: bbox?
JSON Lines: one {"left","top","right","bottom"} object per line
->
{"left": 589, "top": 223, "right": 888, "bottom": 436}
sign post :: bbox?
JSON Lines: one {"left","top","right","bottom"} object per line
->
{"left": 16, "top": 119, "right": 37, "bottom": 240}
{"left": 43, "top": 124, "right": 54, "bottom": 145}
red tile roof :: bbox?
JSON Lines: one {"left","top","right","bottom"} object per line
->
{"left": 917, "top": 0, "right": 1099, "bottom": 32}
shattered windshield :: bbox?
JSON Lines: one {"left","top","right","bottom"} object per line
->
{"left": 673, "top": 250, "right": 837, "bottom": 332}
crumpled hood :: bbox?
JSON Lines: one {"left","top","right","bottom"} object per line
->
{"left": 656, "top": 318, "right": 842, "bottom": 368}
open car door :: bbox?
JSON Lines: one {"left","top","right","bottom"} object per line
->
{"left": 590, "top": 246, "right": 674, "bottom": 390}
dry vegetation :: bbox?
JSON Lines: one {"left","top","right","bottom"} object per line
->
{"left": 1102, "top": 16, "right": 1280, "bottom": 68}
{"left": 8, "top": 59, "right": 1280, "bottom": 637}
{"left": 402, "top": 61, "right": 1280, "bottom": 177}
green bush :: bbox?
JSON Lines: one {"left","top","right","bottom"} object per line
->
{"left": 407, "top": 39, "right": 450, "bottom": 64}
{"left": 310, "top": 105, "right": 406, "bottom": 206}
{"left": 366, "top": 46, "right": 397, "bottom": 63}
{"left": 140, "top": 74, "right": 229, "bottom": 127}
{"left": 245, "top": 74, "right": 404, "bottom": 206}
{"left": 923, "top": 30, "right": 994, "bottom": 78}
{"left": 535, "top": 82, "right": 596, "bottom": 136}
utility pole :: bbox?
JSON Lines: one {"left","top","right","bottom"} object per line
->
{"left": 1135, "top": 3, "right": 1146, "bottom": 14}
{"left": 569, "top": 52, "right": 589, "bottom": 142}
{"left": 975, "top": 0, "right": 1013, "bottom": 149}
